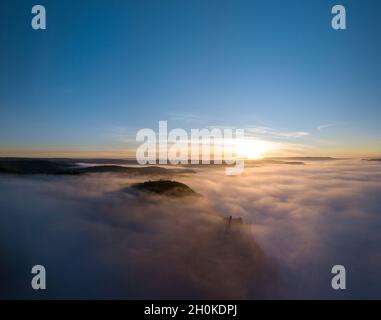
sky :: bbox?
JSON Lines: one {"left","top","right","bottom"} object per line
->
{"left": 0, "top": 0, "right": 380, "bottom": 158}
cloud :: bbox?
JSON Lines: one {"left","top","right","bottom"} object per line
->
{"left": 1, "top": 159, "right": 381, "bottom": 299}
{"left": 245, "top": 127, "right": 310, "bottom": 139}
{"left": 169, "top": 113, "right": 205, "bottom": 124}
{"left": 180, "top": 160, "right": 381, "bottom": 298}
{"left": 0, "top": 173, "right": 278, "bottom": 299}
{"left": 103, "top": 126, "right": 138, "bottom": 144}
{"left": 317, "top": 123, "right": 339, "bottom": 131}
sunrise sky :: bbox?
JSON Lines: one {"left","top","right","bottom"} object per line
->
{"left": 1, "top": 0, "right": 380, "bottom": 158}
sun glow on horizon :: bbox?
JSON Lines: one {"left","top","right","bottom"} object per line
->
{"left": 236, "top": 139, "right": 273, "bottom": 160}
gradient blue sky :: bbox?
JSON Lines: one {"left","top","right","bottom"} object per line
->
{"left": 1, "top": 0, "right": 380, "bottom": 157}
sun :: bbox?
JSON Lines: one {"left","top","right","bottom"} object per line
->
{"left": 236, "top": 139, "right": 271, "bottom": 159}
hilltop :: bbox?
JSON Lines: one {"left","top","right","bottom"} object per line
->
{"left": 129, "top": 180, "right": 199, "bottom": 197}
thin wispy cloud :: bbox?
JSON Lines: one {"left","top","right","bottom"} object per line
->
{"left": 245, "top": 127, "right": 310, "bottom": 139}
{"left": 317, "top": 123, "right": 340, "bottom": 131}
{"left": 169, "top": 113, "right": 206, "bottom": 125}
{"left": 103, "top": 126, "right": 138, "bottom": 144}
{"left": 103, "top": 124, "right": 311, "bottom": 158}
{"left": 206, "top": 126, "right": 310, "bottom": 140}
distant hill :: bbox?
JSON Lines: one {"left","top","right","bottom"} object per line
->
{"left": 75, "top": 165, "right": 194, "bottom": 175}
{"left": 0, "top": 158, "right": 77, "bottom": 175}
{"left": 0, "top": 158, "right": 194, "bottom": 175}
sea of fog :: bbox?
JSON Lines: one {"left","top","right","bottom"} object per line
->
{"left": 0, "top": 159, "right": 380, "bottom": 299}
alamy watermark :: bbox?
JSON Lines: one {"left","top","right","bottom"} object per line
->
{"left": 31, "top": 265, "right": 46, "bottom": 290}
{"left": 30, "top": 4, "right": 347, "bottom": 31}
{"left": 31, "top": 5, "right": 46, "bottom": 30}
{"left": 331, "top": 265, "right": 346, "bottom": 290}
{"left": 136, "top": 121, "right": 245, "bottom": 175}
